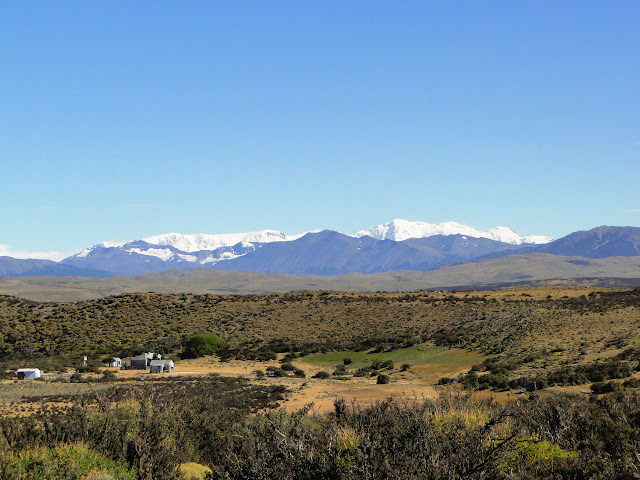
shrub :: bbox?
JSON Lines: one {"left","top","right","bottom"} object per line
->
{"left": 266, "top": 366, "right": 288, "bottom": 377}
{"left": 333, "top": 364, "right": 348, "bottom": 376}
{"left": 177, "top": 462, "right": 212, "bottom": 480}
{"left": 401, "top": 363, "right": 411, "bottom": 372}
{"left": 1, "top": 444, "right": 136, "bottom": 480}
{"left": 313, "top": 370, "right": 331, "bottom": 379}
{"left": 377, "top": 374, "right": 391, "bottom": 384}
{"left": 183, "top": 334, "right": 226, "bottom": 358}
{"left": 591, "top": 381, "right": 622, "bottom": 394}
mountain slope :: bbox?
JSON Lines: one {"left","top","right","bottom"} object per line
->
{"left": 213, "top": 231, "right": 532, "bottom": 275}
{"left": 534, "top": 226, "right": 640, "bottom": 258}
{"left": 62, "top": 240, "right": 260, "bottom": 275}
{"left": 2, "top": 254, "right": 640, "bottom": 302}
{"left": 0, "top": 256, "right": 110, "bottom": 277}
{"left": 214, "top": 231, "right": 380, "bottom": 275}
{"left": 402, "top": 234, "right": 524, "bottom": 260}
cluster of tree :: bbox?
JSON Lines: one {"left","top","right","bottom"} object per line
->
{"left": 4, "top": 378, "right": 640, "bottom": 479}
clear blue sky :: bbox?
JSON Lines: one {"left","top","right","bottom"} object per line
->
{"left": 1, "top": 1, "right": 639, "bottom": 259}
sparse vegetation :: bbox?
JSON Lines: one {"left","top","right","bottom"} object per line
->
{"left": 2, "top": 287, "right": 640, "bottom": 478}
{"left": 3, "top": 382, "right": 640, "bottom": 479}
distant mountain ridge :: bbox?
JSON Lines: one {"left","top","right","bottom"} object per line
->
{"left": 67, "top": 219, "right": 551, "bottom": 270}
{"left": 534, "top": 226, "right": 640, "bottom": 258}
{"left": 0, "top": 256, "right": 109, "bottom": 278}
{"left": 2, "top": 222, "right": 640, "bottom": 279}
{"left": 61, "top": 224, "right": 537, "bottom": 276}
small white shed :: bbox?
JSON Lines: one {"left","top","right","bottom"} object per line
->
{"left": 17, "top": 368, "right": 42, "bottom": 380}
{"left": 109, "top": 357, "right": 122, "bottom": 368}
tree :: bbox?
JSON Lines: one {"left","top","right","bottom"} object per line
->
{"left": 183, "top": 334, "right": 226, "bottom": 358}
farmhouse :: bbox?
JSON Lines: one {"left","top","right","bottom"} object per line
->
{"left": 149, "top": 359, "right": 174, "bottom": 374}
{"left": 17, "top": 368, "right": 42, "bottom": 380}
{"left": 130, "top": 352, "right": 154, "bottom": 369}
{"left": 109, "top": 357, "right": 122, "bottom": 368}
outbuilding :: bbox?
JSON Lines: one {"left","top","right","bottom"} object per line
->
{"left": 17, "top": 368, "right": 42, "bottom": 380}
{"left": 149, "top": 359, "right": 174, "bottom": 374}
{"left": 130, "top": 353, "right": 154, "bottom": 369}
{"left": 109, "top": 357, "right": 122, "bottom": 368}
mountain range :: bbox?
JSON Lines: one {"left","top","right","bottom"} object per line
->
{"left": 1, "top": 220, "right": 639, "bottom": 281}
{"left": 59, "top": 219, "right": 550, "bottom": 276}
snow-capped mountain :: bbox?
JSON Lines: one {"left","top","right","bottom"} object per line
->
{"left": 5, "top": 224, "right": 640, "bottom": 280}
{"left": 64, "top": 239, "right": 261, "bottom": 275}
{"left": 59, "top": 220, "right": 554, "bottom": 276}
{"left": 142, "top": 230, "right": 306, "bottom": 252}
{"left": 355, "top": 219, "right": 553, "bottom": 245}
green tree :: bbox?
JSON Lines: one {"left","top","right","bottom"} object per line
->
{"left": 183, "top": 333, "right": 226, "bottom": 358}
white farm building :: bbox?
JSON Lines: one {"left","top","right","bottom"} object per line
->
{"left": 149, "top": 359, "right": 174, "bottom": 374}
{"left": 17, "top": 368, "right": 42, "bottom": 380}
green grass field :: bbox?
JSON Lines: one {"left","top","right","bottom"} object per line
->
{"left": 300, "top": 344, "right": 486, "bottom": 372}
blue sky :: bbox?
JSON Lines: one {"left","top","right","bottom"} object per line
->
{"left": 1, "top": 1, "right": 638, "bottom": 259}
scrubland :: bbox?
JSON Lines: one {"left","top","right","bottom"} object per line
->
{"left": 1, "top": 287, "right": 640, "bottom": 478}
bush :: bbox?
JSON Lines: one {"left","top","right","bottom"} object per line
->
{"left": 591, "top": 381, "right": 622, "bottom": 394}
{"left": 266, "top": 366, "right": 288, "bottom": 377}
{"left": 183, "top": 334, "right": 227, "bottom": 358}
{"left": 377, "top": 374, "right": 391, "bottom": 384}
{"left": 70, "top": 373, "right": 86, "bottom": 383}
{"left": 1, "top": 444, "right": 136, "bottom": 480}
{"left": 333, "top": 364, "right": 348, "bottom": 376}
{"left": 401, "top": 363, "right": 411, "bottom": 372}
{"left": 313, "top": 370, "right": 331, "bottom": 379}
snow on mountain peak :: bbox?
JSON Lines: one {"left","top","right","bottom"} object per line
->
{"left": 69, "top": 220, "right": 551, "bottom": 267}
{"left": 354, "top": 219, "right": 552, "bottom": 245}
{"left": 142, "top": 230, "right": 301, "bottom": 252}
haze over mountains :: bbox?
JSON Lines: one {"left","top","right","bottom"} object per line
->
{"left": 1, "top": 221, "right": 639, "bottom": 285}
